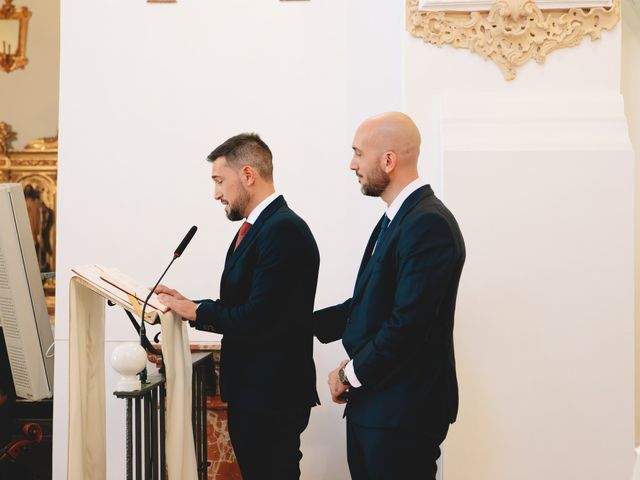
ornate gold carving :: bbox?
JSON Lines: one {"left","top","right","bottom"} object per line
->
{"left": 0, "top": 123, "right": 58, "bottom": 321}
{"left": 406, "top": 0, "right": 621, "bottom": 80}
{"left": 0, "top": 0, "right": 15, "bottom": 16}
{"left": 10, "top": 158, "right": 57, "bottom": 167}
{"left": 0, "top": 121, "right": 16, "bottom": 155}
{"left": 0, "top": 0, "right": 32, "bottom": 73}
{"left": 24, "top": 133, "right": 58, "bottom": 151}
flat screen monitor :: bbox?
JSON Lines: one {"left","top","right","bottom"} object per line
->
{"left": 0, "top": 183, "right": 54, "bottom": 400}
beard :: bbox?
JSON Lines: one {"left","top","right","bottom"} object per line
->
{"left": 225, "top": 185, "right": 250, "bottom": 221}
{"left": 360, "top": 164, "right": 390, "bottom": 197}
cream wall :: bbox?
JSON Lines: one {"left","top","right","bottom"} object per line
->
{"left": 622, "top": 0, "right": 640, "bottom": 443}
{"left": 0, "top": 0, "right": 59, "bottom": 146}
{"left": 403, "top": 12, "right": 635, "bottom": 480}
{"left": 54, "top": 1, "right": 401, "bottom": 479}
{"left": 438, "top": 97, "right": 634, "bottom": 479}
{"left": 54, "top": 1, "right": 635, "bottom": 479}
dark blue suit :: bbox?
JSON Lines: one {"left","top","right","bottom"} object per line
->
{"left": 314, "top": 185, "right": 465, "bottom": 479}
{"left": 192, "top": 195, "right": 320, "bottom": 479}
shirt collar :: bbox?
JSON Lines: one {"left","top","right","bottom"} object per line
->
{"left": 246, "top": 192, "right": 279, "bottom": 224}
{"left": 386, "top": 178, "right": 425, "bottom": 223}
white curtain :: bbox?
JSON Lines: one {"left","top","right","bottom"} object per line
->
{"left": 632, "top": 446, "right": 640, "bottom": 480}
{"left": 67, "top": 278, "right": 197, "bottom": 479}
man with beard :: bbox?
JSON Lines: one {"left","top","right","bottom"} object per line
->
{"left": 156, "top": 133, "right": 320, "bottom": 480}
{"left": 314, "top": 112, "right": 466, "bottom": 480}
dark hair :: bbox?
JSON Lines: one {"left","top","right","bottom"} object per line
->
{"left": 207, "top": 133, "right": 273, "bottom": 180}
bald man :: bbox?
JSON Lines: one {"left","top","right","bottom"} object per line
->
{"left": 313, "top": 113, "right": 466, "bottom": 479}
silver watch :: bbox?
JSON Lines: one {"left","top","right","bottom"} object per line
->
{"left": 338, "top": 365, "right": 350, "bottom": 386}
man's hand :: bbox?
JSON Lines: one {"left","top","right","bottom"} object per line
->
{"left": 328, "top": 359, "right": 350, "bottom": 404}
{"left": 156, "top": 289, "right": 197, "bottom": 321}
{"left": 154, "top": 284, "right": 187, "bottom": 301}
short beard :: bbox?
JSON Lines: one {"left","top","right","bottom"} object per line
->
{"left": 226, "top": 185, "right": 250, "bottom": 221}
{"left": 361, "top": 165, "right": 390, "bottom": 197}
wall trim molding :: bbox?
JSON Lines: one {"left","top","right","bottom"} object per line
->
{"left": 439, "top": 93, "right": 633, "bottom": 151}
{"left": 406, "top": 0, "right": 620, "bottom": 80}
{"left": 418, "top": 0, "right": 612, "bottom": 11}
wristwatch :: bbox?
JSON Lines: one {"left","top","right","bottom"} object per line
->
{"left": 338, "top": 365, "right": 351, "bottom": 386}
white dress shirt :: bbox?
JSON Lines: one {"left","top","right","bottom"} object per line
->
{"left": 246, "top": 191, "right": 279, "bottom": 225}
{"left": 344, "top": 178, "right": 426, "bottom": 388}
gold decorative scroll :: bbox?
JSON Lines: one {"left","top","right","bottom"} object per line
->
{"left": 406, "top": 0, "right": 620, "bottom": 80}
{"left": 0, "top": 120, "right": 16, "bottom": 156}
{"left": 24, "top": 133, "right": 58, "bottom": 151}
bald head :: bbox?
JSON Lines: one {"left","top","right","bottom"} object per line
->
{"left": 350, "top": 112, "right": 422, "bottom": 203}
{"left": 357, "top": 112, "right": 421, "bottom": 167}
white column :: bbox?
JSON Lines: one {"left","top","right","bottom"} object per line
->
{"left": 439, "top": 93, "right": 634, "bottom": 480}
{"left": 404, "top": 5, "right": 634, "bottom": 475}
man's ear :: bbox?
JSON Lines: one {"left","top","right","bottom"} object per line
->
{"left": 382, "top": 151, "right": 397, "bottom": 174}
{"left": 241, "top": 165, "right": 256, "bottom": 186}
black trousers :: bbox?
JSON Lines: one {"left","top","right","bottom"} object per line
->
{"left": 227, "top": 405, "right": 311, "bottom": 480}
{"left": 346, "top": 419, "right": 449, "bottom": 480}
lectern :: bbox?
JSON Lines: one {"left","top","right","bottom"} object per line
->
{"left": 67, "top": 274, "right": 198, "bottom": 480}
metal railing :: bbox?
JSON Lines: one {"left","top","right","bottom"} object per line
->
{"left": 114, "top": 351, "right": 216, "bottom": 480}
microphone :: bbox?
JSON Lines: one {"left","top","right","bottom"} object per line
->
{"left": 174, "top": 225, "right": 197, "bottom": 258}
{"left": 138, "top": 225, "right": 198, "bottom": 383}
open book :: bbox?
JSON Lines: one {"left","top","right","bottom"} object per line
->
{"left": 71, "top": 264, "right": 169, "bottom": 316}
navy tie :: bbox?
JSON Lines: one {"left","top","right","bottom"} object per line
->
{"left": 372, "top": 214, "right": 390, "bottom": 255}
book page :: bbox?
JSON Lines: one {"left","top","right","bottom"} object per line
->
{"left": 99, "top": 267, "right": 168, "bottom": 313}
{"left": 70, "top": 264, "right": 168, "bottom": 314}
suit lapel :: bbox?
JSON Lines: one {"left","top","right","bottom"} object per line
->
{"left": 355, "top": 215, "right": 385, "bottom": 279}
{"left": 225, "top": 233, "right": 237, "bottom": 263}
{"left": 351, "top": 185, "right": 433, "bottom": 303}
{"left": 223, "top": 195, "right": 286, "bottom": 273}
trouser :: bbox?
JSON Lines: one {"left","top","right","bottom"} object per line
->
{"left": 227, "top": 405, "right": 311, "bottom": 480}
{"left": 346, "top": 418, "right": 449, "bottom": 480}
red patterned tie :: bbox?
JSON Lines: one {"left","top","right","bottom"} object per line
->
{"left": 234, "top": 221, "right": 252, "bottom": 251}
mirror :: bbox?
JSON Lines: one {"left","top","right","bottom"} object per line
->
{"left": 0, "top": 0, "right": 31, "bottom": 73}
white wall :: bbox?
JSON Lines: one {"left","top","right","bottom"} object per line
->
{"left": 54, "top": 1, "right": 401, "bottom": 479}
{"left": 621, "top": 0, "right": 640, "bottom": 443}
{"left": 403, "top": 16, "right": 635, "bottom": 480}
{"left": 0, "top": 0, "right": 59, "bottom": 146}
{"left": 55, "top": 1, "right": 635, "bottom": 479}
{"left": 439, "top": 97, "right": 634, "bottom": 479}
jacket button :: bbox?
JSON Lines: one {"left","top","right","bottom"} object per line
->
{"left": 347, "top": 316, "right": 351, "bottom": 324}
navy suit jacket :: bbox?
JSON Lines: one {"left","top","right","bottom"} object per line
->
{"left": 192, "top": 195, "right": 320, "bottom": 411}
{"left": 314, "top": 185, "right": 465, "bottom": 428}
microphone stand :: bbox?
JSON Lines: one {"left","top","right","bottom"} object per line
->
{"left": 139, "top": 254, "right": 178, "bottom": 384}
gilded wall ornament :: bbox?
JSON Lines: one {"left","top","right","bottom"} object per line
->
{"left": 0, "top": 123, "right": 58, "bottom": 320}
{"left": 24, "top": 133, "right": 58, "bottom": 151}
{"left": 0, "top": 0, "right": 32, "bottom": 73}
{"left": 406, "top": 0, "right": 621, "bottom": 80}
{"left": 0, "top": 121, "right": 16, "bottom": 155}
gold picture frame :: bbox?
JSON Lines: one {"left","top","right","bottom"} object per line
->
{"left": 0, "top": 0, "right": 31, "bottom": 73}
